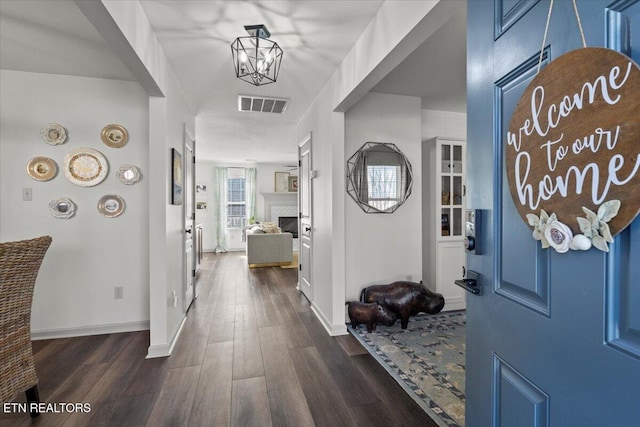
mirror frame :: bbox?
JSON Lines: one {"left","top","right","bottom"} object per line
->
{"left": 346, "top": 141, "right": 413, "bottom": 213}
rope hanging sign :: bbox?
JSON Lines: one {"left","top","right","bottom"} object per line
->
{"left": 506, "top": 0, "right": 640, "bottom": 253}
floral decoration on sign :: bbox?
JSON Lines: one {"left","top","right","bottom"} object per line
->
{"left": 526, "top": 200, "right": 621, "bottom": 253}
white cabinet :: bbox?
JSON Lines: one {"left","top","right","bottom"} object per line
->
{"left": 422, "top": 137, "right": 466, "bottom": 311}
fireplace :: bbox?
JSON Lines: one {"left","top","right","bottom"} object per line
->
{"left": 278, "top": 216, "right": 298, "bottom": 238}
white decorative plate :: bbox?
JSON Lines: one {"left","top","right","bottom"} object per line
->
{"left": 49, "top": 197, "right": 76, "bottom": 219}
{"left": 64, "top": 148, "right": 108, "bottom": 186}
{"left": 116, "top": 164, "right": 141, "bottom": 185}
{"left": 101, "top": 124, "right": 128, "bottom": 148}
{"left": 97, "top": 194, "right": 125, "bottom": 218}
{"left": 27, "top": 157, "right": 57, "bottom": 181}
{"left": 40, "top": 123, "right": 67, "bottom": 145}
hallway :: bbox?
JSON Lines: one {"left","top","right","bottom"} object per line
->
{"left": 2, "top": 252, "right": 436, "bottom": 426}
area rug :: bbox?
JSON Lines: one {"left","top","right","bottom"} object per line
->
{"left": 349, "top": 310, "right": 466, "bottom": 427}
{"left": 280, "top": 251, "right": 298, "bottom": 269}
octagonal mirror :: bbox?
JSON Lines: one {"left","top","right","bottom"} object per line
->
{"left": 346, "top": 142, "right": 413, "bottom": 213}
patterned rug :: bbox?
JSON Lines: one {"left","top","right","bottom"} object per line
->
{"left": 349, "top": 310, "right": 466, "bottom": 427}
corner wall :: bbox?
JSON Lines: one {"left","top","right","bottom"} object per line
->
{"left": 345, "top": 92, "right": 423, "bottom": 301}
{"left": 0, "top": 70, "right": 150, "bottom": 337}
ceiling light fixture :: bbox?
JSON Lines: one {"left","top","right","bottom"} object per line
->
{"left": 231, "top": 24, "right": 283, "bottom": 86}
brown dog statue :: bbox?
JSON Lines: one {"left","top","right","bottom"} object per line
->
{"left": 360, "top": 281, "right": 445, "bottom": 329}
{"left": 347, "top": 301, "right": 397, "bottom": 332}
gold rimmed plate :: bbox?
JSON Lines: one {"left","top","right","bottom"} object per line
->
{"left": 101, "top": 124, "right": 128, "bottom": 148}
{"left": 27, "top": 156, "right": 57, "bottom": 181}
{"left": 40, "top": 123, "right": 67, "bottom": 145}
{"left": 64, "top": 147, "right": 108, "bottom": 187}
{"left": 97, "top": 194, "right": 125, "bottom": 218}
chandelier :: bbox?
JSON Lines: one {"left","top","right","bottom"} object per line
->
{"left": 231, "top": 24, "right": 283, "bottom": 86}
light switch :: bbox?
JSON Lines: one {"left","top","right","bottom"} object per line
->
{"left": 22, "top": 188, "right": 32, "bottom": 201}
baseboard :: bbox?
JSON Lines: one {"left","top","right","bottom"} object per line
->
{"left": 146, "top": 314, "right": 187, "bottom": 359}
{"left": 310, "top": 303, "right": 348, "bottom": 336}
{"left": 444, "top": 298, "right": 466, "bottom": 312}
{"left": 31, "top": 320, "right": 149, "bottom": 341}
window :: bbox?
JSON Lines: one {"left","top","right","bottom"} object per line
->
{"left": 227, "top": 168, "right": 246, "bottom": 228}
{"left": 367, "top": 165, "right": 400, "bottom": 211}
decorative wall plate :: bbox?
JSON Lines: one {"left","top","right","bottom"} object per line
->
{"left": 27, "top": 156, "right": 57, "bottom": 181}
{"left": 97, "top": 194, "right": 125, "bottom": 218}
{"left": 101, "top": 124, "right": 128, "bottom": 148}
{"left": 49, "top": 197, "right": 76, "bottom": 219}
{"left": 40, "top": 123, "right": 67, "bottom": 145}
{"left": 116, "top": 164, "right": 141, "bottom": 185}
{"left": 64, "top": 147, "right": 108, "bottom": 186}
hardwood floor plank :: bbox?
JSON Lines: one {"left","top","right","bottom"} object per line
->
{"left": 279, "top": 320, "right": 313, "bottom": 350}
{"left": 189, "top": 342, "right": 234, "bottom": 427}
{"left": 124, "top": 357, "right": 170, "bottom": 397}
{"left": 349, "top": 354, "right": 439, "bottom": 427}
{"left": 251, "top": 283, "right": 280, "bottom": 328}
{"left": 348, "top": 400, "right": 395, "bottom": 427}
{"left": 33, "top": 334, "right": 111, "bottom": 398}
{"left": 259, "top": 326, "right": 314, "bottom": 427}
{"left": 146, "top": 366, "right": 200, "bottom": 427}
{"left": 289, "top": 346, "right": 358, "bottom": 427}
{"left": 83, "top": 332, "right": 137, "bottom": 365}
{"left": 336, "top": 334, "right": 368, "bottom": 356}
{"left": 83, "top": 332, "right": 148, "bottom": 403}
{"left": 298, "top": 311, "right": 379, "bottom": 408}
{"left": 232, "top": 304, "right": 264, "bottom": 380}
{"left": 208, "top": 320, "right": 235, "bottom": 344}
{"left": 270, "top": 292, "right": 299, "bottom": 325}
{"left": 231, "top": 377, "right": 272, "bottom": 427}
{"left": 232, "top": 337, "right": 264, "bottom": 380}
{"left": 63, "top": 393, "right": 157, "bottom": 427}
{"left": 168, "top": 317, "right": 209, "bottom": 369}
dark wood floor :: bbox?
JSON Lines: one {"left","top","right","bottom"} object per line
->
{"left": 2, "top": 252, "right": 437, "bottom": 427}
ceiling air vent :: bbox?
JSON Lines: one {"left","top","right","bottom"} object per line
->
{"left": 238, "top": 95, "right": 289, "bottom": 114}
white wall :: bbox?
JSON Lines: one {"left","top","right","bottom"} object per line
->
{"left": 422, "top": 109, "right": 467, "bottom": 140}
{"left": 345, "top": 92, "right": 423, "bottom": 301}
{"left": 0, "top": 70, "right": 149, "bottom": 336}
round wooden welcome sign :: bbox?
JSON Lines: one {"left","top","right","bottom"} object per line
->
{"left": 506, "top": 47, "right": 640, "bottom": 248}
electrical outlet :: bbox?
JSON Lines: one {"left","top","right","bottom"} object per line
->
{"left": 114, "top": 286, "right": 124, "bottom": 299}
{"left": 22, "top": 188, "right": 32, "bottom": 201}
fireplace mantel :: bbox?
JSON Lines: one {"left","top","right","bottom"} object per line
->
{"left": 261, "top": 192, "right": 297, "bottom": 222}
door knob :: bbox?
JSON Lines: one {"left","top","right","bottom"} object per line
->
{"left": 185, "top": 229, "right": 192, "bottom": 234}
{"left": 304, "top": 226, "right": 311, "bottom": 232}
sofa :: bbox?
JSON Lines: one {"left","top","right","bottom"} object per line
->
{"left": 246, "top": 227, "right": 293, "bottom": 267}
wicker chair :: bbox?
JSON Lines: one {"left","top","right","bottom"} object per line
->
{"left": 0, "top": 236, "right": 52, "bottom": 416}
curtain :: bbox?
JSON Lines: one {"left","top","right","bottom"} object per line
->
{"left": 245, "top": 167, "right": 257, "bottom": 223}
{"left": 213, "top": 167, "right": 228, "bottom": 252}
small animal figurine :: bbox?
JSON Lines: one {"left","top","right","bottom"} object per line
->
{"left": 347, "top": 301, "right": 397, "bottom": 333}
{"left": 360, "top": 281, "right": 445, "bottom": 329}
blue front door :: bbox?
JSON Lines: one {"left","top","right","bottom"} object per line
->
{"left": 466, "top": 1, "right": 640, "bottom": 425}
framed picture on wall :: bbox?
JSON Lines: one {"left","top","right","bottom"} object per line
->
{"left": 196, "top": 201, "right": 207, "bottom": 210}
{"left": 274, "top": 172, "right": 289, "bottom": 192}
{"left": 288, "top": 176, "right": 298, "bottom": 192}
{"left": 171, "top": 148, "right": 183, "bottom": 205}
{"left": 196, "top": 183, "right": 207, "bottom": 193}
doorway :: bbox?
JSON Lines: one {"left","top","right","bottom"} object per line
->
{"left": 184, "top": 128, "right": 196, "bottom": 311}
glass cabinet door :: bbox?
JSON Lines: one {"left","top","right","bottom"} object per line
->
{"left": 440, "top": 141, "right": 464, "bottom": 238}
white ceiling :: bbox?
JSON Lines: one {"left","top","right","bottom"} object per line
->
{"left": 0, "top": 0, "right": 467, "bottom": 164}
